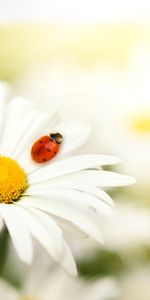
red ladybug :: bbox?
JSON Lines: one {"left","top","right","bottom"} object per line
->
{"left": 31, "top": 132, "right": 63, "bottom": 163}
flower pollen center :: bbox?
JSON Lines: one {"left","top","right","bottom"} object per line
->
{"left": 132, "top": 113, "right": 150, "bottom": 133}
{"left": 0, "top": 156, "right": 27, "bottom": 204}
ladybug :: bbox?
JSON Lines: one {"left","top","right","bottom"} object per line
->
{"left": 31, "top": 132, "right": 63, "bottom": 163}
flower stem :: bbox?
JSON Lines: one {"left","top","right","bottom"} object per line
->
{"left": 0, "top": 226, "right": 9, "bottom": 277}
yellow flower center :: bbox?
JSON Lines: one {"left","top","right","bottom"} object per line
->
{"left": 132, "top": 113, "right": 150, "bottom": 133}
{"left": 0, "top": 156, "right": 27, "bottom": 204}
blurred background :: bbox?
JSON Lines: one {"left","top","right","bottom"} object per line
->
{"left": 1, "top": 1, "right": 150, "bottom": 299}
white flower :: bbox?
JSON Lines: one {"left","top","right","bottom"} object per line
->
{"left": 0, "top": 267, "right": 119, "bottom": 300}
{"left": 0, "top": 83, "right": 135, "bottom": 275}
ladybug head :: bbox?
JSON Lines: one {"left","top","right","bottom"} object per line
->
{"left": 50, "top": 132, "right": 63, "bottom": 144}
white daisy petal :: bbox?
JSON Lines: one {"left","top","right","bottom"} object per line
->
{"left": 0, "top": 204, "right": 33, "bottom": 264}
{"left": 81, "top": 186, "right": 115, "bottom": 207}
{"left": 28, "top": 182, "right": 114, "bottom": 207}
{"left": 75, "top": 170, "right": 136, "bottom": 187}
{"left": 16, "top": 109, "right": 59, "bottom": 171}
{"left": 60, "top": 241, "right": 77, "bottom": 277}
{"left": 29, "top": 208, "right": 64, "bottom": 259}
{"left": 28, "top": 154, "right": 121, "bottom": 184}
{"left": 51, "top": 121, "right": 92, "bottom": 157}
{"left": 0, "top": 82, "right": 10, "bottom": 142}
{"left": 24, "top": 188, "right": 113, "bottom": 215}
{"left": 19, "top": 197, "right": 103, "bottom": 243}
{"left": 75, "top": 170, "right": 137, "bottom": 187}
{"left": 42, "top": 170, "right": 135, "bottom": 187}
{"left": 0, "top": 97, "right": 31, "bottom": 155}
{"left": 16, "top": 206, "right": 77, "bottom": 276}
{"left": 15, "top": 204, "right": 64, "bottom": 262}
{"left": 10, "top": 110, "right": 40, "bottom": 158}
{"left": 54, "top": 216, "right": 87, "bottom": 238}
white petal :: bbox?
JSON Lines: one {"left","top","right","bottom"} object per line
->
{"left": 60, "top": 241, "right": 77, "bottom": 277}
{"left": 16, "top": 109, "right": 59, "bottom": 172}
{"left": 16, "top": 206, "right": 77, "bottom": 276}
{"left": 54, "top": 216, "right": 87, "bottom": 238}
{"left": 75, "top": 170, "right": 136, "bottom": 187}
{"left": 81, "top": 186, "right": 115, "bottom": 207}
{"left": 15, "top": 204, "right": 64, "bottom": 262}
{"left": 51, "top": 121, "right": 91, "bottom": 157}
{"left": 0, "top": 97, "right": 32, "bottom": 155}
{"left": 78, "top": 170, "right": 136, "bottom": 187}
{"left": 28, "top": 154, "right": 121, "bottom": 184}
{"left": 10, "top": 110, "right": 40, "bottom": 158}
{"left": 40, "top": 170, "right": 135, "bottom": 187}
{"left": 0, "top": 82, "right": 11, "bottom": 145}
{"left": 19, "top": 197, "right": 103, "bottom": 243}
{"left": 24, "top": 188, "right": 113, "bottom": 216}
{"left": 0, "top": 204, "right": 33, "bottom": 264}
{"left": 28, "top": 183, "right": 115, "bottom": 207}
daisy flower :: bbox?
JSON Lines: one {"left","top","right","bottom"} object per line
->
{"left": 0, "top": 83, "right": 135, "bottom": 275}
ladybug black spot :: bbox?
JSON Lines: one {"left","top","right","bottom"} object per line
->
{"left": 47, "top": 148, "right": 51, "bottom": 152}
{"left": 43, "top": 158, "right": 47, "bottom": 162}
{"left": 39, "top": 140, "right": 43, "bottom": 143}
